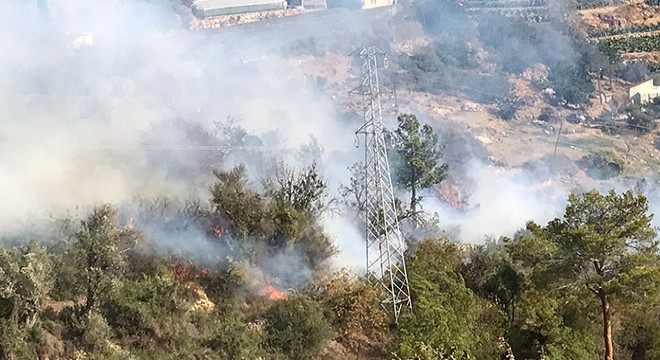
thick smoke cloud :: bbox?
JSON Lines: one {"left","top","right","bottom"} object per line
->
{"left": 0, "top": 0, "right": 657, "bottom": 275}
{"left": 0, "top": 0, "right": 355, "bottom": 233}
{"left": 421, "top": 161, "right": 570, "bottom": 242}
{"left": 421, "top": 160, "right": 660, "bottom": 243}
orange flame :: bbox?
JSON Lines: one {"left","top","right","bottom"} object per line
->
{"left": 260, "top": 285, "right": 286, "bottom": 301}
{"left": 212, "top": 226, "right": 225, "bottom": 237}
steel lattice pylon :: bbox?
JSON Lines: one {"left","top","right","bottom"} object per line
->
{"left": 350, "top": 46, "right": 412, "bottom": 322}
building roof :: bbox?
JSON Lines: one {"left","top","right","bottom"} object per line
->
{"left": 627, "top": 78, "right": 653, "bottom": 91}
{"left": 194, "top": 0, "right": 285, "bottom": 9}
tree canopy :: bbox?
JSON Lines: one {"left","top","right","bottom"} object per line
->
{"left": 0, "top": 164, "right": 659, "bottom": 360}
{"left": 506, "top": 190, "right": 660, "bottom": 360}
{"left": 392, "top": 114, "right": 448, "bottom": 215}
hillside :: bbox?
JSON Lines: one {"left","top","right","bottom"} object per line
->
{"left": 1, "top": 0, "right": 660, "bottom": 360}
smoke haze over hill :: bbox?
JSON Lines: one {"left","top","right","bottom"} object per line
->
{"left": 0, "top": 0, "right": 657, "bottom": 273}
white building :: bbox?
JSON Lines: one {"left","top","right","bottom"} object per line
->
{"left": 628, "top": 78, "right": 660, "bottom": 105}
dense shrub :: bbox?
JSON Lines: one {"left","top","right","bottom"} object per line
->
{"left": 205, "top": 308, "right": 264, "bottom": 359}
{"left": 623, "top": 98, "right": 659, "bottom": 133}
{"left": 101, "top": 276, "right": 180, "bottom": 338}
{"left": 615, "top": 61, "right": 650, "bottom": 83}
{"left": 577, "top": 151, "right": 624, "bottom": 179}
{"left": 263, "top": 297, "right": 332, "bottom": 360}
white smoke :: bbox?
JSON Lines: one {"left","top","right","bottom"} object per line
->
{"left": 422, "top": 160, "right": 660, "bottom": 243}
{"left": 1, "top": 0, "right": 657, "bottom": 274}
{"left": 0, "top": 0, "right": 354, "bottom": 234}
{"left": 421, "top": 160, "right": 570, "bottom": 242}
{"left": 322, "top": 213, "right": 365, "bottom": 272}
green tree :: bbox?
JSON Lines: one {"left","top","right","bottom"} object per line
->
{"left": 460, "top": 241, "right": 524, "bottom": 325}
{"left": 393, "top": 114, "right": 448, "bottom": 215}
{"left": 0, "top": 318, "right": 31, "bottom": 360}
{"left": 624, "top": 100, "right": 658, "bottom": 133}
{"left": 210, "top": 164, "right": 335, "bottom": 270}
{"left": 547, "top": 61, "right": 595, "bottom": 106}
{"left": 508, "top": 289, "right": 601, "bottom": 360}
{"left": 263, "top": 297, "right": 332, "bottom": 360}
{"left": 392, "top": 239, "right": 504, "bottom": 359}
{"left": 101, "top": 275, "right": 179, "bottom": 338}
{"left": 263, "top": 161, "right": 328, "bottom": 216}
{"left": 75, "top": 204, "right": 139, "bottom": 318}
{"left": 0, "top": 249, "right": 22, "bottom": 324}
{"left": 76, "top": 312, "right": 113, "bottom": 355}
{"left": 210, "top": 165, "right": 269, "bottom": 238}
{"left": 506, "top": 190, "right": 660, "bottom": 360}
{"left": 0, "top": 242, "right": 53, "bottom": 328}
{"left": 263, "top": 162, "right": 336, "bottom": 270}
{"left": 617, "top": 304, "right": 660, "bottom": 359}
{"left": 206, "top": 305, "right": 264, "bottom": 359}
{"left": 497, "top": 96, "right": 520, "bottom": 121}
{"left": 265, "top": 200, "right": 335, "bottom": 271}
{"left": 577, "top": 151, "right": 624, "bottom": 180}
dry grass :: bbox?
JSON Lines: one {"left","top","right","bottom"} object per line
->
{"left": 579, "top": 0, "right": 660, "bottom": 30}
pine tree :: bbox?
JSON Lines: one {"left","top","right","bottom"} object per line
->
{"left": 392, "top": 114, "right": 448, "bottom": 215}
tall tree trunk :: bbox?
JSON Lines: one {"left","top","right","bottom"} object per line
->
{"left": 600, "top": 292, "right": 614, "bottom": 360}
{"left": 83, "top": 281, "right": 95, "bottom": 318}
{"left": 510, "top": 297, "right": 515, "bottom": 325}
{"left": 10, "top": 302, "right": 18, "bottom": 324}
{"left": 410, "top": 184, "right": 417, "bottom": 214}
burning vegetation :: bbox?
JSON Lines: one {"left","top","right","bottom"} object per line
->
{"left": 211, "top": 225, "right": 227, "bottom": 238}
{"left": 259, "top": 284, "right": 287, "bottom": 301}
{"left": 2, "top": 0, "right": 660, "bottom": 360}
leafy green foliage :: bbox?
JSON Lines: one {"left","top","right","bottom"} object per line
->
{"left": 338, "top": 162, "right": 366, "bottom": 211}
{"left": 210, "top": 165, "right": 270, "bottom": 239}
{"left": 623, "top": 98, "right": 659, "bottom": 133}
{"left": 78, "top": 312, "right": 113, "bottom": 355}
{"left": 497, "top": 96, "right": 520, "bottom": 121}
{"left": 601, "top": 34, "right": 660, "bottom": 53}
{"left": 392, "top": 114, "right": 448, "bottom": 214}
{"left": 617, "top": 304, "right": 660, "bottom": 359}
{"left": 263, "top": 162, "right": 328, "bottom": 216}
{"left": 460, "top": 241, "right": 523, "bottom": 324}
{"left": 205, "top": 305, "right": 264, "bottom": 359}
{"left": 508, "top": 289, "right": 601, "bottom": 359}
{"left": 210, "top": 164, "right": 335, "bottom": 270}
{"left": 263, "top": 297, "right": 332, "bottom": 360}
{"left": 266, "top": 199, "right": 335, "bottom": 271}
{"left": 396, "top": 45, "right": 512, "bottom": 103}
{"left": 414, "top": 0, "right": 474, "bottom": 39}
{"left": 547, "top": 61, "right": 595, "bottom": 105}
{"left": 0, "top": 318, "right": 31, "bottom": 360}
{"left": 615, "top": 61, "right": 650, "bottom": 83}
{"left": 477, "top": 15, "right": 543, "bottom": 74}
{"left": 506, "top": 190, "right": 660, "bottom": 360}
{"left": 75, "top": 204, "right": 140, "bottom": 318}
{"left": 577, "top": 151, "right": 624, "bottom": 180}
{"left": 407, "top": 0, "right": 602, "bottom": 106}
{"left": 0, "top": 242, "right": 53, "bottom": 328}
{"left": 3, "top": 145, "right": 660, "bottom": 360}
{"left": 588, "top": 23, "right": 660, "bottom": 38}
{"left": 392, "top": 239, "right": 504, "bottom": 359}
{"left": 50, "top": 249, "right": 79, "bottom": 301}
{"left": 101, "top": 275, "right": 180, "bottom": 338}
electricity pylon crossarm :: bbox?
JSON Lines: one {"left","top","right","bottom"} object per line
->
{"left": 350, "top": 46, "right": 412, "bottom": 322}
